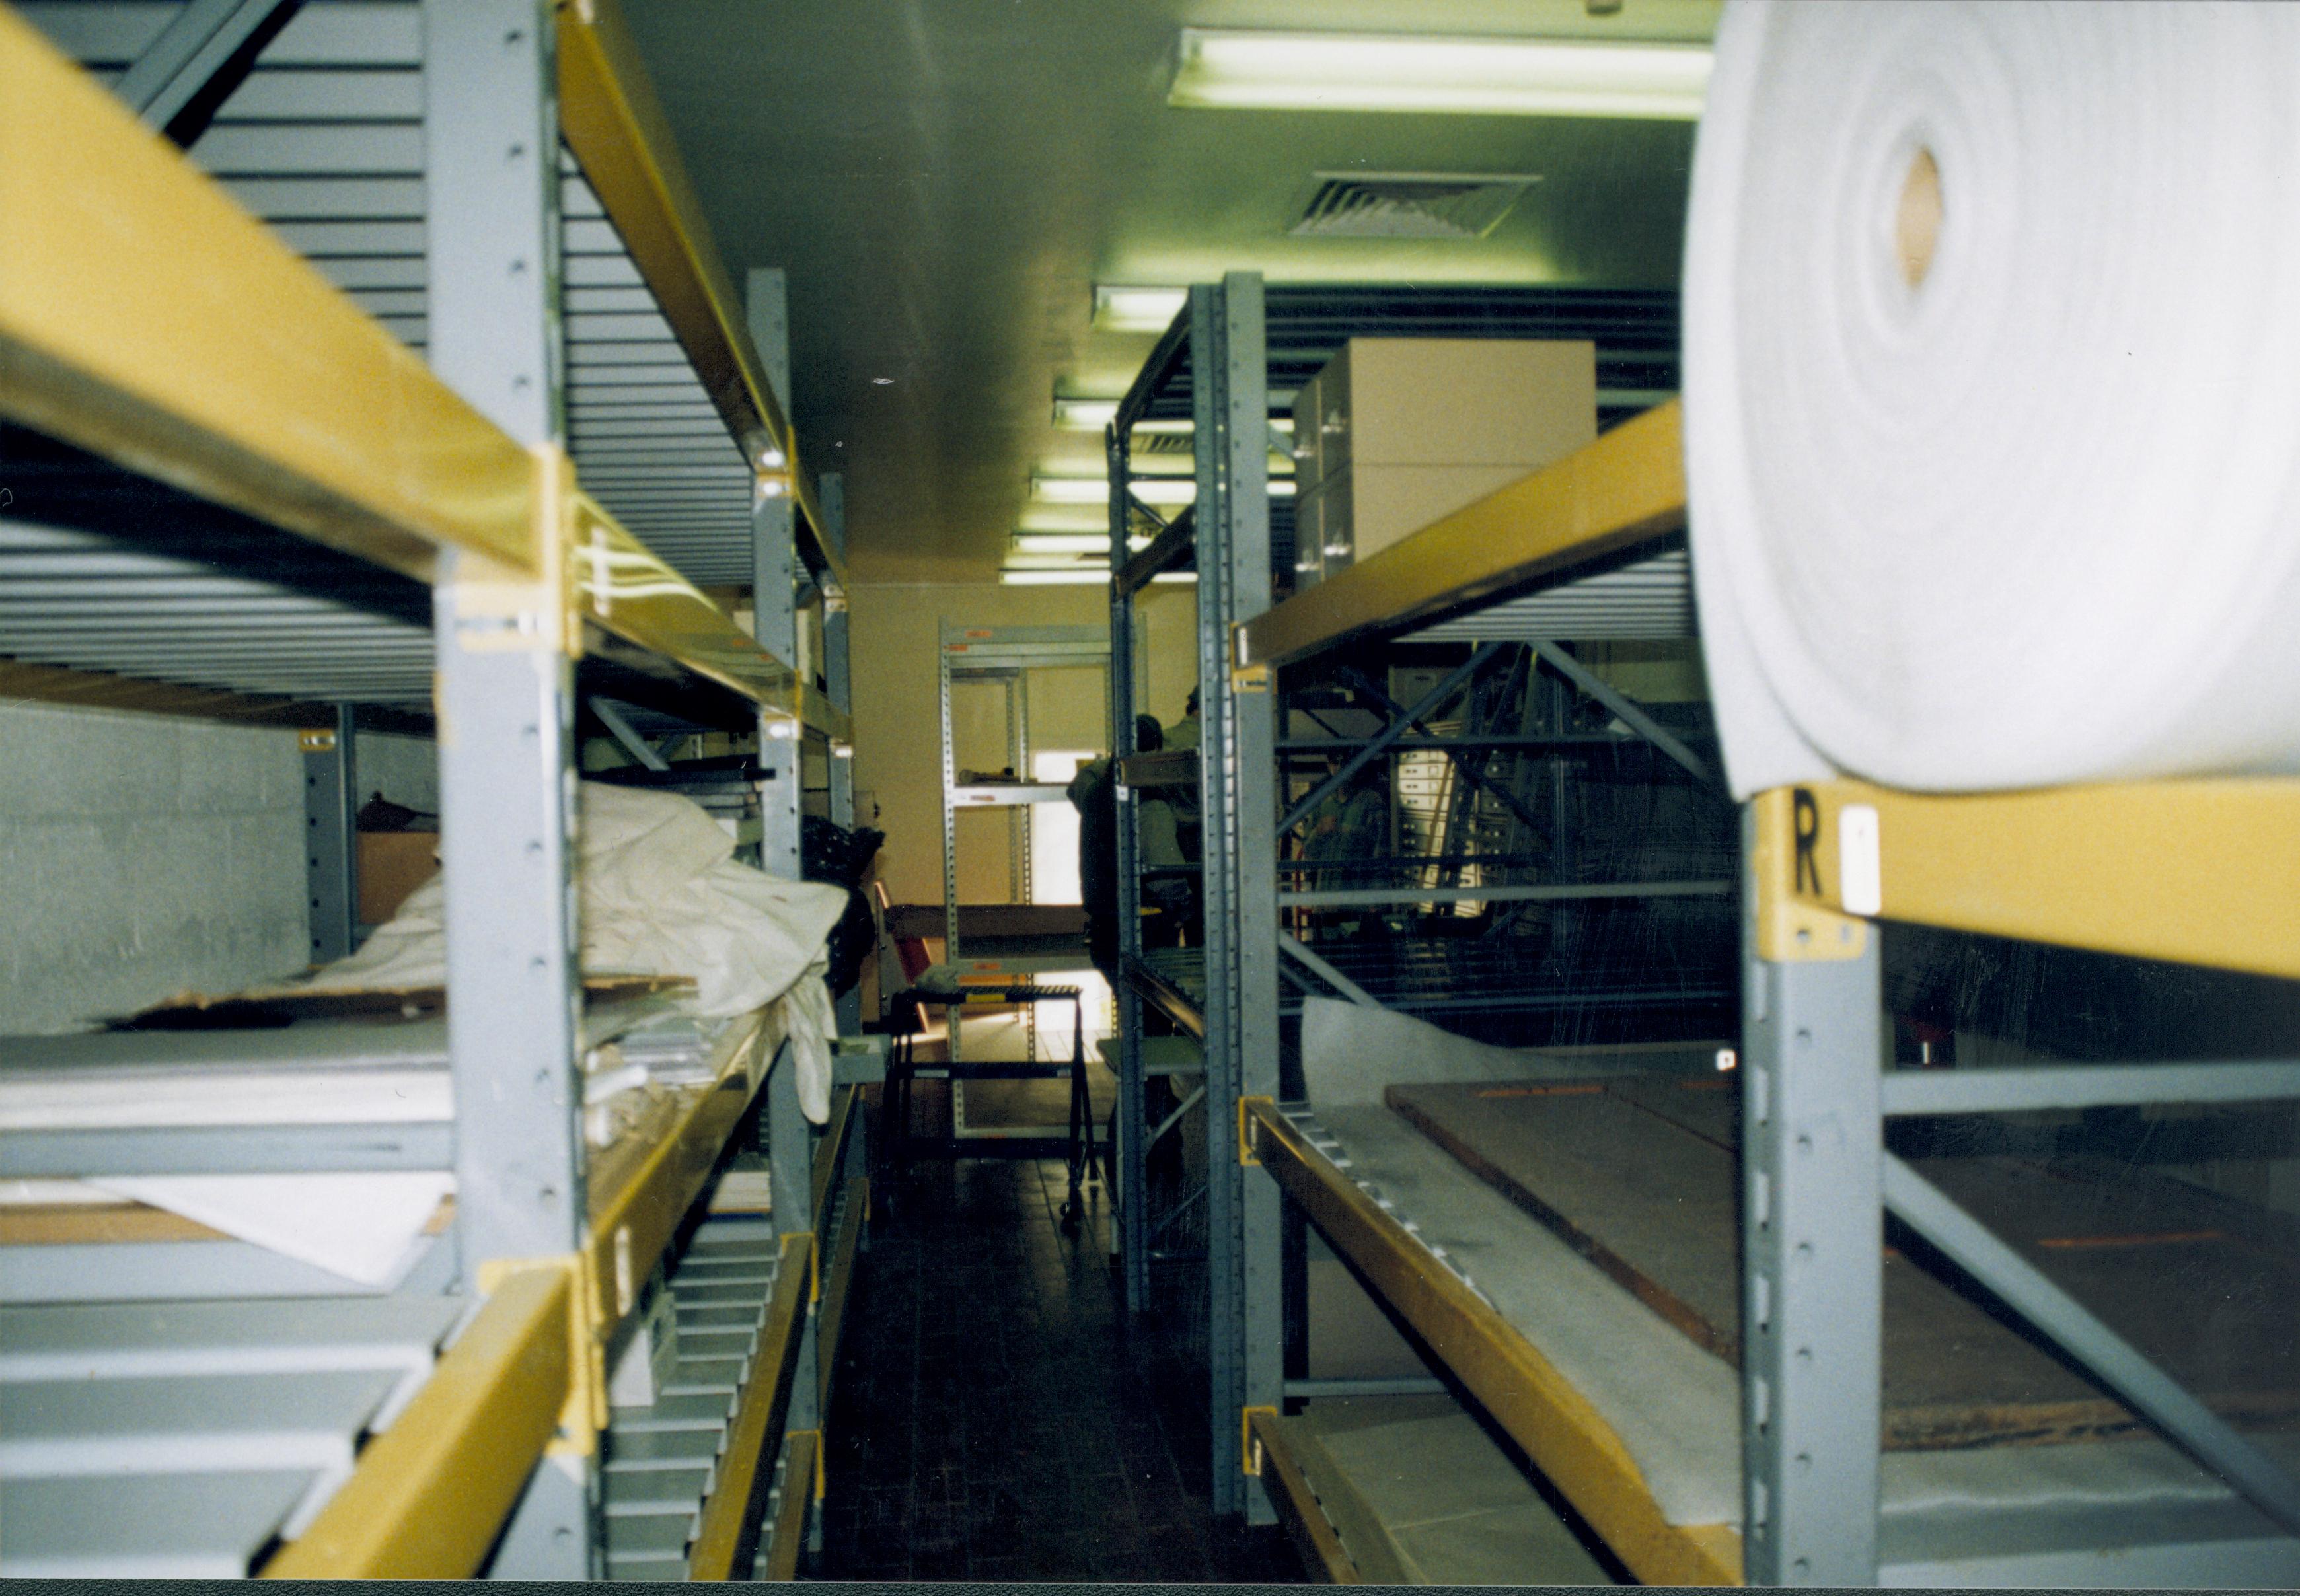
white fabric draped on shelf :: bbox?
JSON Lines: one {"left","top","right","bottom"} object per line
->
{"left": 1684, "top": 0, "right": 2300, "bottom": 797}
{"left": 307, "top": 780, "right": 849, "bottom": 1120}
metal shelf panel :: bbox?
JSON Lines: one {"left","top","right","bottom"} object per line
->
{"left": 0, "top": 9, "right": 535, "bottom": 583}
{"left": 554, "top": 0, "right": 844, "bottom": 594}
{"left": 1247, "top": 1100, "right": 1742, "bottom": 1586}
{"left": 0, "top": 1468, "right": 318, "bottom": 1579}
{"left": 1240, "top": 401, "right": 1687, "bottom": 669}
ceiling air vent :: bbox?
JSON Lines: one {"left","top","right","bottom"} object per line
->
{"left": 1290, "top": 172, "right": 1540, "bottom": 240}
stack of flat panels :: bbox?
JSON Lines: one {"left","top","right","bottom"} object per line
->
{"left": 0, "top": 1295, "right": 468, "bottom": 1577}
{"left": 601, "top": 1217, "right": 784, "bottom": 1581}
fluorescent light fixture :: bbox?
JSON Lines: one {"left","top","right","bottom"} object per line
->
{"left": 1152, "top": 571, "right": 1199, "bottom": 585}
{"left": 1003, "top": 552, "right": 1107, "bottom": 569}
{"left": 1094, "top": 285, "right": 1189, "bottom": 333}
{"left": 1013, "top": 534, "right": 1111, "bottom": 554}
{"left": 1032, "top": 476, "right": 1293, "bottom": 507}
{"left": 1169, "top": 28, "right": 1711, "bottom": 119}
{"left": 1002, "top": 567, "right": 1112, "bottom": 586}
{"left": 1053, "top": 398, "right": 1119, "bottom": 431}
{"left": 1053, "top": 396, "right": 1195, "bottom": 435}
{"left": 1019, "top": 506, "right": 1107, "bottom": 532}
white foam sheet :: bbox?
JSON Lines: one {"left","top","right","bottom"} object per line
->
{"left": 1316, "top": 1104, "right": 1746, "bottom": 1529}
{"left": 87, "top": 1172, "right": 453, "bottom": 1289}
{"left": 308, "top": 783, "right": 848, "bottom": 1121}
{"left": 1684, "top": 1, "right": 2300, "bottom": 796}
{"left": 1300, "top": 996, "right": 1719, "bottom": 1108}
{"left": 1301, "top": 998, "right": 2300, "bottom": 1539}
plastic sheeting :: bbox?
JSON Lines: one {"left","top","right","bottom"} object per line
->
{"left": 1684, "top": 1, "right": 2300, "bottom": 797}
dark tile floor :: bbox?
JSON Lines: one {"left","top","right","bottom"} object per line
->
{"left": 813, "top": 1153, "right": 1304, "bottom": 1584}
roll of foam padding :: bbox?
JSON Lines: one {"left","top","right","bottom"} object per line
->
{"left": 1684, "top": 1, "right": 2300, "bottom": 797}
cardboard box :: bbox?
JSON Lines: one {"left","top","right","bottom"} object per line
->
{"left": 357, "top": 830, "right": 439, "bottom": 925}
{"left": 1289, "top": 338, "right": 1596, "bottom": 583}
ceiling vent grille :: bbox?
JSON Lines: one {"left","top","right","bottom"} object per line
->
{"left": 1290, "top": 172, "right": 1539, "bottom": 240}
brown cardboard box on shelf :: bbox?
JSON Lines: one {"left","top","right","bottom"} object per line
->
{"left": 1289, "top": 338, "right": 1596, "bottom": 583}
{"left": 357, "top": 830, "right": 438, "bottom": 925}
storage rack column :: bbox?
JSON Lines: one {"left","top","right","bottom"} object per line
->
{"left": 1742, "top": 782, "right": 2300, "bottom": 1585}
{"left": 1109, "top": 276, "right": 1695, "bottom": 1527}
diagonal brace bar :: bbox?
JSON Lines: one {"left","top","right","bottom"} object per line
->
{"left": 1330, "top": 658, "right": 1553, "bottom": 846}
{"left": 590, "top": 698, "right": 669, "bottom": 772}
{"left": 1882, "top": 1153, "right": 2300, "bottom": 1538}
{"left": 1277, "top": 933, "right": 1382, "bottom": 1009}
{"left": 1528, "top": 639, "right": 1713, "bottom": 786}
{"left": 115, "top": 0, "right": 305, "bottom": 145}
{"left": 1280, "top": 645, "right": 1501, "bottom": 836}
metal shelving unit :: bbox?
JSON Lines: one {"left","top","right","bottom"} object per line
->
{"left": 1109, "top": 272, "right": 2300, "bottom": 1586}
{"left": 1103, "top": 273, "right": 1713, "bottom": 1530}
{"left": 0, "top": 3, "right": 862, "bottom": 1576}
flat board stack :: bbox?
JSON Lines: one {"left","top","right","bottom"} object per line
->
{"left": 1384, "top": 1076, "right": 2300, "bottom": 1451}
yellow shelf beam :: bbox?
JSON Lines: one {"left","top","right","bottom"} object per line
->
{"left": 556, "top": 0, "right": 845, "bottom": 597}
{"left": 756, "top": 1429, "right": 820, "bottom": 1583}
{"left": 585, "top": 1013, "right": 772, "bottom": 1337}
{"left": 688, "top": 1229, "right": 815, "bottom": 1579}
{"left": 1239, "top": 400, "right": 1686, "bottom": 671}
{"left": 261, "top": 1262, "right": 578, "bottom": 1579}
{"left": 817, "top": 1174, "right": 868, "bottom": 1408}
{"left": 0, "top": 9, "right": 535, "bottom": 584}
{"left": 808, "top": 1083, "right": 858, "bottom": 1224}
{"left": 1248, "top": 1101, "right": 1742, "bottom": 1587}
{"left": 1750, "top": 779, "right": 2300, "bottom": 980}
{"left": 572, "top": 491, "right": 848, "bottom": 741}
{"left": 1249, "top": 1409, "right": 1362, "bottom": 1584}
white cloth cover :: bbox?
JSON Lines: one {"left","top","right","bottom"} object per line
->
{"left": 309, "top": 782, "right": 848, "bottom": 1120}
{"left": 1684, "top": 1, "right": 2300, "bottom": 797}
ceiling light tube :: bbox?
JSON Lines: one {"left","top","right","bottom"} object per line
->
{"left": 1031, "top": 476, "right": 1293, "bottom": 507}
{"left": 1002, "top": 568, "right": 1113, "bottom": 586}
{"left": 1169, "top": 28, "right": 1710, "bottom": 120}
{"left": 1003, "top": 552, "right": 1109, "bottom": 569}
{"left": 1092, "top": 285, "right": 1189, "bottom": 333}
{"left": 1012, "top": 534, "right": 1113, "bottom": 554}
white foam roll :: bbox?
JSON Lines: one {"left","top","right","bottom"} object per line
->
{"left": 1683, "top": 1, "right": 2300, "bottom": 797}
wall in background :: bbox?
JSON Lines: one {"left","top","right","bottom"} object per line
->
{"left": 355, "top": 731, "right": 438, "bottom": 815}
{"left": 848, "top": 581, "right": 1197, "bottom": 907}
{"left": 0, "top": 701, "right": 307, "bottom": 1033}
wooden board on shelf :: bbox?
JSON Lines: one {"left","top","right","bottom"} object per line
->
{"left": 1384, "top": 1077, "right": 2300, "bottom": 1450}
{"left": 121, "top": 974, "right": 693, "bottom": 1027}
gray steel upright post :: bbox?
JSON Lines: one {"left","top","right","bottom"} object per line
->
{"left": 821, "top": 472, "right": 860, "bottom": 1035}
{"left": 302, "top": 704, "right": 359, "bottom": 964}
{"left": 1740, "top": 800, "right": 1882, "bottom": 1584}
{"left": 1197, "top": 273, "right": 1279, "bottom": 1520}
{"left": 747, "top": 267, "right": 803, "bottom": 884}
{"left": 1108, "top": 414, "right": 1149, "bottom": 1311}
{"left": 749, "top": 268, "right": 821, "bottom": 1550}
{"left": 1225, "top": 273, "right": 1281, "bottom": 1527}
{"left": 423, "top": 0, "right": 595, "bottom": 1577}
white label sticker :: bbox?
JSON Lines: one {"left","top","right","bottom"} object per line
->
{"left": 1839, "top": 803, "right": 1882, "bottom": 916}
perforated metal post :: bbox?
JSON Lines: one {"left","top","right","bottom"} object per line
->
{"left": 1109, "top": 416, "right": 1150, "bottom": 1311}
{"left": 821, "top": 472, "right": 859, "bottom": 1035}
{"left": 301, "top": 704, "right": 359, "bottom": 964}
{"left": 1197, "top": 273, "right": 1280, "bottom": 1521}
{"left": 746, "top": 269, "right": 803, "bottom": 885}
{"left": 423, "top": 0, "right": 594, "bottom": 1576}
{"left": 1740, "top": 805, "right": 1882, "bottom": 1584}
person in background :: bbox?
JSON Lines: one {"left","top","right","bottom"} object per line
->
{"left": 1166, "top": 687, "right": 1200, "bottom": 752}
{"left": 1070, "top": 714, "right": 1168, "bottom": 978}
{"left": 1164, "top": 687, "right": 1202, "bottom": 863}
